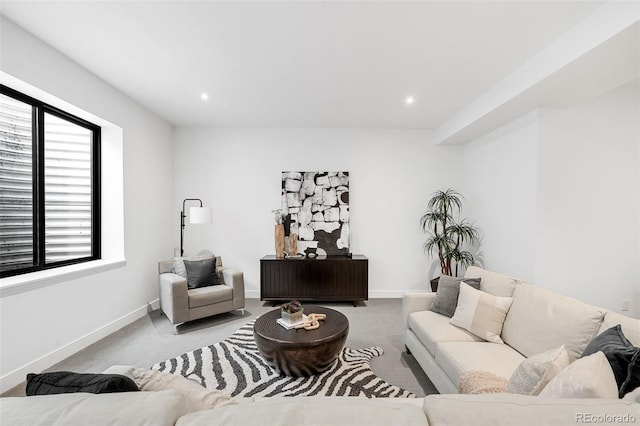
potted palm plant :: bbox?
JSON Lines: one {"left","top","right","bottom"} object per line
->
{"left": 420, "top": 189, "right": 480, "bottom": 291}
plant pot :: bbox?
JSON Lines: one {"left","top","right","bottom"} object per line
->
{"left": 430, "top": 277, "right": 440, "bottom": 292}
{"left": 281, "top": 309, "right": 304, "bottom": 324}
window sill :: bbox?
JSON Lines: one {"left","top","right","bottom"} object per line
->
{"left": 0, "top": 258, "right": 127, "bottom": 297}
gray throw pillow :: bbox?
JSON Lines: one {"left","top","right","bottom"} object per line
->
{"left": 582, "top": 325, "right": 640, "bottom": 398}
{"left": 429, "top": 275, "right": 481, "bottom": 318}
{"left": 26, "top": 372, "right": 139, "bottom": 396}
{"left": 183, "top": 258, "right": 221, "bottom": 289}
{"left": 172, "top": 253, "right": 214, "bottom": 279}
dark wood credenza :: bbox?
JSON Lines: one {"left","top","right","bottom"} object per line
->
{"left": 260, "top": 255, "right": 368, "bottom": 305}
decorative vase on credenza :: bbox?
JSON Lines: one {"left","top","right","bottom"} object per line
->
{"left": 275, "top": 224, "right": 285, "bottom": 259}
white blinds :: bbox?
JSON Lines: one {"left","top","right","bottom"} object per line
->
{"left": 44, "top": 113, "right": 92, "bottom": 263}
{"left": 0, "top": 94, "right": 94, "bottom": 272}
{"left": 0, "top": 94, "right": 33, "bottom": 271}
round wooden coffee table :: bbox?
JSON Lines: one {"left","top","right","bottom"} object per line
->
{"left": 253, "top": 305, "right": 349, "bottom": 377}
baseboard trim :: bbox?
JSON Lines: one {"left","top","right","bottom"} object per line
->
{"left": 244, "top": 291, "right": 409, "bottom": 299}
{"left": 0, "top": 298, "right": 160, "bottom": 394}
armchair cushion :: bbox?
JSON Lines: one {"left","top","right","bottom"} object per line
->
{"left": 189, "top": 285, "right": 233, "bottom": 309}
{"left": 184, "top": 258, "right": 222, "bottom": 289}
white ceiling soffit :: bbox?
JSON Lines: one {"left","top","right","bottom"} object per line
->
{"left": 435, "top": 1, "right": 640, "bottom": 145}
{"left": 0, "top": 1, "right": 608, "bottom": 129}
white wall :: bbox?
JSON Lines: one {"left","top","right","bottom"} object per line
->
{"left": 0, "top": 18, "right": 174, "bottom": 392}
{"left": 462, "top": 83, "right": 639, "bottom": 317}
{"left": 536, "top": 82, "right": 639, "bottom": 317}
{"left": 172, "top": 127, "right": 462, "bottom": 298}
{"left": 462, "top": 112, "right": 539, "bottom": 280}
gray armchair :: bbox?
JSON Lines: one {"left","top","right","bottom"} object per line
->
{"left": 158, "top": 250, "right": 245, "bottom": 333}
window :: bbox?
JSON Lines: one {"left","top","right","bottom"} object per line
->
{"left": 0, "top": 85, "right": 101, "bottom": 277}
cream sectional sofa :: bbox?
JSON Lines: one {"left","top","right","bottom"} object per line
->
{"left": 2, "top": 388, "right": 639, "bottom": 426}
{"left": 0, "top": 391, "right": 430, "bottom": 426}
{"left": 402, "top": 266, "right": 640, "bottom": 420}
{"left": 3, "top": 266, "right": 638, "bottom": 426}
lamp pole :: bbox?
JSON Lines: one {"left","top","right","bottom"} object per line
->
{"left": 180, "top": 198, "right": 203, "bottom": 256}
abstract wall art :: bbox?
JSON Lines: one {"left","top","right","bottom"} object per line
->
{"left": 281, "top": 171, "right": 349, "bottom": 257}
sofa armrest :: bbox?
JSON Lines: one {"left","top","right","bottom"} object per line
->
{"left": 423, "top": 393, "right": 638, "bottom": 426}
{"left": 401, "top": 291, "right": 436, "bottom": 331}
{"left": 159, "top": 273, "right": 189, "bottom": 324}
{"left": 221, "top": 267, "right": 245, "bottom": 310}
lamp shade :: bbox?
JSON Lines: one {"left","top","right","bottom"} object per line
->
{"left": 189, "top": 206, "right": 213, "bottom": 224}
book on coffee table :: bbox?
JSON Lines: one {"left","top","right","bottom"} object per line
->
{"left": 276, "top": 314, "right": 309, "bottom": 330}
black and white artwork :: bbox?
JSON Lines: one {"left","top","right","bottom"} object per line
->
{"left": 281, "top": 171, "right": 349, "bottom": 257}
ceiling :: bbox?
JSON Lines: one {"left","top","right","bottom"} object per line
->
{"left": 0, "top": 1, "right": 610, "bottom": 128}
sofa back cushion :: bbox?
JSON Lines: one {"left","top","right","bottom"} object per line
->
{"left": 0, "top": 389, "right": 190, "bottom": 426}
{"left": 501, "top": 283, "right": 605, "bottom": 360}
{"left": 599, "top": 311, "right": 640, "bottom": 346}
{"left": 176, "top": 397, "right": 429, "bottom": 426}
{"left": 464, "top": 266, "right": 519, "bottom": 297}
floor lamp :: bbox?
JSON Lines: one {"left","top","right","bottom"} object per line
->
{"left": 180, "top": 198, "right": 213, "bottom": 256}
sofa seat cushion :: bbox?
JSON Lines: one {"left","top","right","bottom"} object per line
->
{"left": 175, "top": 397, "right": 428, "bottom": 426}
{"left": 435, "top": 341, "right": 525, "bottom": 387}
{"left": 0, "top": 389, "right": 190, "bottom": 426}
{"left": 188, "top": 285, "right": 233, "bottom": 308}
{"left": 408, "top": 310, "right": 484, "bottom": 356}
{"left": 501, "top": 283, "right": 605, "bottom": 360}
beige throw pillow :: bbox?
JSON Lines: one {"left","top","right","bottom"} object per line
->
{"left": 623, "top": 386, "right": 640, "bottom": 403}
{"left": 134, "top": 369, "right": 235, "bottom": 411}
{"left": 450, "top": 283, "right": 513, "bottom": 343}
{"left": 538, "top": 351, "right": 618, "bottom": 398}
{"left": 508, "top": 345, "right": 570, "bottom": 395}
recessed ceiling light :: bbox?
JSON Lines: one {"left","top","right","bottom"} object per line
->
{"left": 405, "top": 96, "right": 415, "bottom": 105}
{"left": 200, "top": 93, "right": 209, "bottom": 101}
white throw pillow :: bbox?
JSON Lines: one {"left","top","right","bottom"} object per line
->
{"left": 450, "top": 283, "right": 513, "bottom": 343}
{"left": 102, "top": 365, "right": 137, "bottom": 382}
{"left": 508, "top": 345, "right": 570, "bottom": 395}
{"left": 133, "top": 369, "right": 235, "bottom": 411}
{"left": 538, "top": 351, "right": 618, "bottom": 398}
{"left": 623, "top": 386, "right": 640, "bottom": 403}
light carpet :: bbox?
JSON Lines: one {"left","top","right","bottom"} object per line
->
{"left": 152, "top": 321, "right": 416, "bottom": 398}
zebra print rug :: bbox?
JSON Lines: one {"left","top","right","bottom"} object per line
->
{"left": 152, "top": 321, "right": 415, "bottom": 398}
